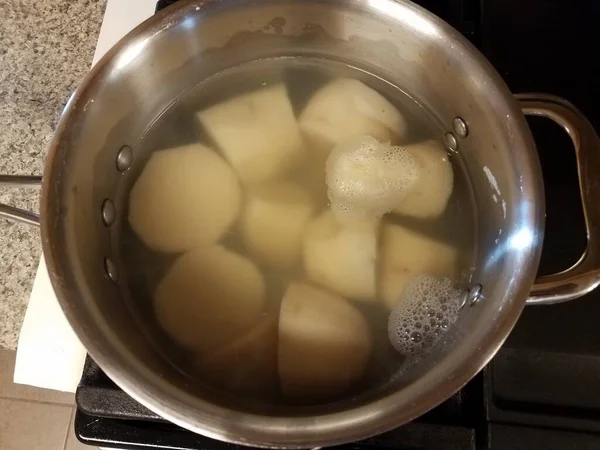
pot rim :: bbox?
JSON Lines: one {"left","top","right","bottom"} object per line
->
{"left": 40, "top": 0, "right": 544, "bottom": 447}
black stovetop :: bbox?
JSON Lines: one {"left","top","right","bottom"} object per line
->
{"left": 74, "top": 0, "right": 600, "bottom": 449}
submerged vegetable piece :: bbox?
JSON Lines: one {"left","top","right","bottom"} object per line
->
{"left": 378, "top": 223, "right": 457, "bottom": 308}
{"left": 241, "top": 182, "right": 316, "bottom": 268}
{"left": 128, "top": 143, "right": 241, "bottom": 253}
{"left": 299, "top": 78, "right": 408, "bottom": 154}
{"left": 393, "top": 140, "right": 454, "bottom": 218}
{"left": 303, "top": 210, "right": 379, "bottom": 300}
{"left": 278, "top": 283, "right": 372, "bottom": 401}
{"left": 154, "top": 246, "right": 266, "bottom": 353}
{"left": 326, "top": 135, "right": 419, "bottom": 223}
{"left": 195, "top": 317, "right": 278, "bottom": 396}
{"left": 197, "top": 83, "right": 305, "bottom": 184}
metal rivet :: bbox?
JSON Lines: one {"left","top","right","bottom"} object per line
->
{"left": 104, "top": 258, "right": 119, "bottom": 283}
{"left": 116, "top": 145, "right": 133, "bottom": 172}
{"left": 444, "top": 132, "right": 458, "bottom": 153}
{"left": 452, "top": 117, "right": 468, "bottom": 138}
{"left": 459, "top": 292, "right": 468, "bottom": 310}
{"left": 468, "top": 284, "right": 483, "bottom": 307}
{"left": 101, "top": 199, "right": 116, "bottom": 226}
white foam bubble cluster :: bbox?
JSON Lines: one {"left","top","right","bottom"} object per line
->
{"left": 387, "top": 275, "right": 463, "bottom": 356}
{"left": 325, "top": 135, "right": 419, "bottom": 223}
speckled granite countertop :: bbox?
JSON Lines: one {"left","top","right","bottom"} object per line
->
{"left": 0, "top": 0, "right": 106, "bottom": 350}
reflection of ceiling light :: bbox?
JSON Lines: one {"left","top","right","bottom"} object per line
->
{"left": 181, "top": 15, "right": 197, "bottom": 30}
{"left": 115, "top": 38, "right": 149, "bottom": 70}
{"left": 368, "top": 0, "right": 438, "bottom": 37}
{"left": 510, "top": 228, "right": 534, "bottom": 251}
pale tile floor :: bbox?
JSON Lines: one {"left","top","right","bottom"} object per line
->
{"left": 0, "top": 349, "right": 98, "bottom": 450}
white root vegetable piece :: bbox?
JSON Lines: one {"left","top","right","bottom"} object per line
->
{"left": 300, "top": 151, "right": 330, "bottom": 208}
{"left": 326, "top": 135, "right": 419, "bottom": 223}
{"left": 379, "top": 224, "right": 458, "bottom": 308}
{"left": 278, "top": 283, "right": 372, "bottom": 401}
{"left": 303, "top": 210, "right": 379, "bottom": 300}
{"left": 195, "top": 317, "right": 278, "bottom": 396}
{"left": 197, "top": 84, "right": 305, "bottom": 184}
{"left": 154, "top": 246, "right": 266, "bottom": 353}
{"left": 241, "top": 182, "right": 316, "bottom": 268}
{"left": 128, "top": 144, "right": 241, "bottom": 253}
{"left": 299, "top": 78, "right": 408, "bottom": 155}
{"left": 393, "top": 140, "right": 454, "bottom": 218}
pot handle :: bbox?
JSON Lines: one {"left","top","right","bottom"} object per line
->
{"left": 0, "top": 175, "right": 42, "bottom": 226}
{"left": 517, "top": 94, "right": 600, "bottom": 305}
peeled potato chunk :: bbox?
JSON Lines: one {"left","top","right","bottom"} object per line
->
{"left": 154, "top": 246, "right": 266, "bottom": 353}
{"left": 278, "top": 283, "right": 372, "bottom": 401}
{"left": 128, "top": 144, "right": 241, "bottom": 253}
{"left": 326, "top": 135, "right": 419, "bottom": 223}
{"left": 195, "top": 317, "right": 278, "bottom": 396}
{"left": 379, "top": 223, "right": 457, "bottom": 308}
{"left": 393, "top": 140, "right": 454, "bottom": 218}
{"left": 299, "top": 78, "right": 408, "bottom": 155}
{"left": 303, "top": 210, "right": 379, "bottom": 300}
{"left": 242, "top": 182, "right": 316, "bottom": 268}
{"left": 197, "top": 84, "right": 305, "bottom": 184}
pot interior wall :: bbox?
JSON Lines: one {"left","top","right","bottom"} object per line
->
{"left": 44, "top": 0, "right": 543, "bottom": 432}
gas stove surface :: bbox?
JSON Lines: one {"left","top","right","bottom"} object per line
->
{"left": 74, "top": 0, "right": 600, "bottom": 449}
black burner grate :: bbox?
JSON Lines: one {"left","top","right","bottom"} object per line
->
{"left": 155, "top": 0, "right": 180, "bottom": 13}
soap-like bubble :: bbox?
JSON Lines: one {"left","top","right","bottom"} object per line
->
{"left": 387, "top": 275, "right": 463, "bottom": 356}
{"left": 326, "top": 135, "right": 419, "bottom": 223}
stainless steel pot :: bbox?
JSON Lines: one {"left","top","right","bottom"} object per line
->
{"left": 2, "top": 0, "right": 600, "bottom": 447}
